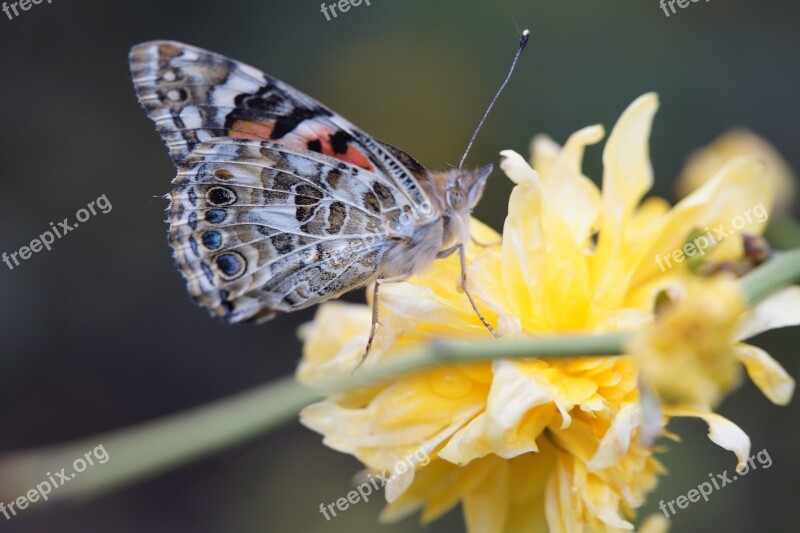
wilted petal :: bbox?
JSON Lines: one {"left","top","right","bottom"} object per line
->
{"left": 735, "top": 344, "right": 795, "bottom": 405}
{"left": 666, "top": 408, "right": 751, "bottom": 468}
{"left": 737, "top": 285, "right": 800, "bottom": 340}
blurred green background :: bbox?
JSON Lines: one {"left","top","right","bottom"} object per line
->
{"left": 0, "top": 0, "right": 798, "bottom": 531}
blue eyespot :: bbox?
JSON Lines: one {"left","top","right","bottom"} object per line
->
{"left": 202, "top": 231, "right": 223, "bottom": 250}
{"left": 215, "top": 252, "right": 246, "bottom": 279}
{"left": 205, "top": 209, "right": 227, "bottom": 224}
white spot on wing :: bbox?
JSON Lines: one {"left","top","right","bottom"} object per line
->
{"left": 180, "top": 107, "right": 203, "bottom": 129}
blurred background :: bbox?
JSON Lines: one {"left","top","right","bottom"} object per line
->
{"left": 0, "top": 0, "right": 798, "bottom": 531}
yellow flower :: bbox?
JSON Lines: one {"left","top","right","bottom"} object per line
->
{"left": 677, "top": 129, "right": 796, "bottom": 214}
{"left": 630, "top": 276, "right": 798, "bottom": 414}
{"left": 628, "top": 277, "right": 746, "bottom": 409}
{"left": 298, "top": 94, "right": 800, "bottom": 532}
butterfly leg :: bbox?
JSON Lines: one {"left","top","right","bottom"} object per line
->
{"left": 456, "top": 243, "right": 500, "bottom": 338}
{"left": 355, "top": 276, "right": 406, "bottom": 372}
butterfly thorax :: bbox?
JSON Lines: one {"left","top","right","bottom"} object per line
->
{"left": 378, "top": 165, "right": 493, "bottom": 279}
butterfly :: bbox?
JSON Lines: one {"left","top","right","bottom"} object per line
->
{"left": 128, "top": 39, "right": 525, "bottom": 361}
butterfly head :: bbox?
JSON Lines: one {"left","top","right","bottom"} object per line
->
{"left": 444, "top": 163, "right": 493, "bottom": 214}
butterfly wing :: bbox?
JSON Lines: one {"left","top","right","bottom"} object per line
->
{"left": 168, "top": 138, "right": 418, "bottom": 322}
{"left": 129, "top": 41, "right": 430, "bottom": 323}
{"left": 129, "top": 40, "right": 433, "bottom": 209}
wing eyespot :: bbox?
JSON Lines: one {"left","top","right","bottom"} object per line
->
{"left": 206, "top": 186, "right": 237, "bottom": 207}
{"left": 161, "top": 69, "right": 178, "bottom": 82}
{"left": 201, "top": 231, "right": 223, "bottom": 250}
{"left": 205, "top": 209, "right": 227, "bottom": 224}
{"left": 164, "top": 88, "right": 188, "bottom": 102}
{"left": 213, "top": 169, "right": 234, "bottom": 180}
{"left": 215, "top": 252, "right": 247, "bottom": 280}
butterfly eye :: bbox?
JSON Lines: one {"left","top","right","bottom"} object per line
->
{"left": 447, "top": 187, "right": 468, "bottom": 211}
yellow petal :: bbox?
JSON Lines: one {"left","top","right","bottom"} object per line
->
{"left": 735, "top": 344, "right": 795, "bottom": 405}
{"left": 593, "top": 93, "right": 659, "bottom": 309}
{"left": 539, "top": 125, "right": 604, "bottom": 247}
{"left": 638, "top": 513, "right": 670, "bottom": 533}
{"left": 485, "top": 360, "right": 558, "bottom": 454}
{"left": 530, "top": 133, "right": 560, "bottom": 176}
{"left": 587, "top": 403, "right": 640, "bottom": 471}
{"left": 677, "top": 128, "right": 795, "bottom": 213}
{"left": 499, "top": 150, "right": 546, "bottom": 323}
{"left": 438, "top": 413, "right": 493, "bottom": 465}
{"left": 462, "top": 460, "right": 510, "bottom": 533}
{"left": 296, "top": 302, "right": 372, "bottom": 382}
{"left": 633, "top": 157, "right": 771, "bottom": 286}
{"left": 737, "top": 285, "right": 800, "bottom": 340}
{"left": 666, "top": 408, "right": 751, "bottom": 468}
{"left": 602, "top": 93, "right": 658, "bottom": 215}
{"left": 501, "top": 149, "right": 594, "bottom": 330}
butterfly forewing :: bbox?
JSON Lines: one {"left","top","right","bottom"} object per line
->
{"left": 129, "top": 40, "right": 432, "bottom": 206}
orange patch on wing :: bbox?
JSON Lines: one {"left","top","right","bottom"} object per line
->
{"left": 336, "top": 144, "right": 374, "bottom": 171}
{"left": 311, "top": 134, "right": 374, "bottom": 171}
{"left": 228, "top": 119, "right": 275, "bottom": 140}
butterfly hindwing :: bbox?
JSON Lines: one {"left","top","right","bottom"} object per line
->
{"left": 167, "top": 138, "right": 417, "bottom": 323}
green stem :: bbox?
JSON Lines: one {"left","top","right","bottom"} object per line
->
{"left": 0, "top": 333, "right": 629, "bottom": 504}
{"left": 0, "top": 377, "right": 323, "bottom": 501}
{"left": 2, "top": 248, "right": 799, "bottom": 504}
{"left": 325, "top": 332, "right": 628, "bottom": 392}
{"left": 740, "top": 248, "right": 800, "bottom": 305}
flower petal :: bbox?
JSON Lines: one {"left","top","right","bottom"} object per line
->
{"left": 735, "top": 344, "right": 795, "bottom": 405}
{"left": 539, "top": 125, "right": 604, "bottom": 247}
{"left": 633, "top": 157, "right": 771, "bottom": 286}
{"left": 499, "top": 150, "right": 547, "bottom": 323}
{"left": 462, "top": 460, "right": 510, "bottom": 533}
{"left": 737, "top": 285, "right": 800, "bottom": 340}
{"left": 587, "top": 403, "right": 641, "bottom": 471}
{"left": 666, "top": 408, "right": 751, "bottom": 468}
{"left": 296, "top": 302, "right": 373, "bottom": 382}
{"left": 638, "top": 513, "right": 671, "bottom": 533}
{"left": 592, "top": 93, "right": 659, "bottom": 309}
{"left": 677, "top": 128, "right": 796, "bottom": 214}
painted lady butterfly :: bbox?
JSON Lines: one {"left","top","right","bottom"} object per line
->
{"left": 129, "top": 37, "right": 526, "bottom": 361}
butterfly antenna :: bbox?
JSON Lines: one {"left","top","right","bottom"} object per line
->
{"left": 458, "top": 29, "right": 530, "bottom": 170}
